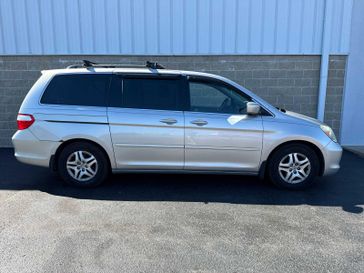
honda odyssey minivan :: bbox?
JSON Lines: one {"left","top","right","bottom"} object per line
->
{"left": 12, "top": 61, "right": 342, "bottom": 189}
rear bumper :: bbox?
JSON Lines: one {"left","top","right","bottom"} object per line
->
{"left": 12, "top": 130, "right": 61, "bottom": 168}
{"left": 322, "top": 141, "right": 343, "bottom": 176}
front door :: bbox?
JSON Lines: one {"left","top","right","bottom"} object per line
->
{"left": 107, "top": 75, "right": 185, "bottom": 169}
{"left": 184, "top": 77, "right": 263, "bottom": 172}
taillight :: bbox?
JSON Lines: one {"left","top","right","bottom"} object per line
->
{"left": 17, "top": 114, "right": 35, "bottom": 130}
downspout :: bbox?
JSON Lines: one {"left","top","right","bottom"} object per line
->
{"left": 317, "top": 0, "right": 332, "bottom": 122}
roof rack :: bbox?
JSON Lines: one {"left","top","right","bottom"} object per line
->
{"left": 67, "top": 60, "right": 165, "bottom": 69}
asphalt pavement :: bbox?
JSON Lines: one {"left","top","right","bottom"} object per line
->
{"left": 0, "top": 148, "right": 363, "bottom": 273}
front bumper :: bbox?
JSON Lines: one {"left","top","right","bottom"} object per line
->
{"left": 322, "top": 140, "right": 343, "bottom": 176}
{"left": 12, "top": 130, "right": 61, "bottom": 168}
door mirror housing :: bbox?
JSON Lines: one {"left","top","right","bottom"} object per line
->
{"left": 246, "top": 102, "right": 261, "bottom": 115}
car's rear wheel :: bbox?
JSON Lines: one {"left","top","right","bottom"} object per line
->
{"left": 57, "top": 142, "right": 109, "bottom": 187}
{"left": 267, "top": 144, "right": 320, "bottom": 190}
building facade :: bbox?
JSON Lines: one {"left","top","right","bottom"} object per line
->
{"left": 0, "top": 0, "right": 362, "bottom": 147}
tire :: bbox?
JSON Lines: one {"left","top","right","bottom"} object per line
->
{"left": 57, "top": 142, "right": 110, "bottom": 187}
{"left": 267, "top": 144, "right": 320, "bottom": 190}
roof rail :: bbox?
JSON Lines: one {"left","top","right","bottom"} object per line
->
{"left": 66, "top": 60, "right": 165, "bottom": 69}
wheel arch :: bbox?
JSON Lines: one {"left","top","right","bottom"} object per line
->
{"left": 262, "top": 140, "right": 325, "bottom": 178}
{"left": 51, "top": 138, "right": 112, "bottom": 172}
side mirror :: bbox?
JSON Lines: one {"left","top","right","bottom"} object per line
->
{"left": 246, "top": 102, "right": 261, "bottom": 115}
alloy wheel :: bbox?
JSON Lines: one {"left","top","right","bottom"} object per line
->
{"left": 278, "top": 153, "right": 311, "bottom": 184}
{"left": 66, "top": 150, "right": 98, "bottom": 182}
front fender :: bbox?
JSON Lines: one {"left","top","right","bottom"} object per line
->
{"left": 261, "top": 118, "right": 331, "bottom": 163}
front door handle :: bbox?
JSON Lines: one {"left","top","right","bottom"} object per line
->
{"left": 160, "top": 118, "right": 177, "bottom": 125}
{"left": 191, "top": 119, "right": 208, "bottom": 126}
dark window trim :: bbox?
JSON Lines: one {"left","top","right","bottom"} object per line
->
{"left": 108, "top": 74, "right": 122, "bottom": 108}
{"left": 187, "top": 75, "right": 253, "bottom": 100}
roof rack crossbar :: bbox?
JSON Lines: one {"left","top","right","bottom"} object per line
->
{"left": 66, "top": 60, "right": 165, "bottom": 69}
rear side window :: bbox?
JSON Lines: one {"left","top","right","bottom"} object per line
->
{"left": 40, "top": 74, "right": 111, "bottom": 106}
{"left": 110, "top": 77, "right": 182, "bottom": 111}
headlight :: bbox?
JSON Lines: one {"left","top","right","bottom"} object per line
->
{"left": 320, "top": 124, "right": 337, "bottom": 142}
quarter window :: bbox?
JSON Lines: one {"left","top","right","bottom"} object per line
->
{"left": 41, "top": 74, "right": 111, "bottom": 107}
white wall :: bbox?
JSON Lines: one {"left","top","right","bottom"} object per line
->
{"left": 0, "top": 0, "right": 352, "bottom": 55}
{"left": 340, "top": 0, "right": 364, "bottom": 146}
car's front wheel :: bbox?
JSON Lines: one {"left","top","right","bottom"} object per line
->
{"left": 267, "top": 144, "right": 320, "bottom": 190}
{"left": 57, "top": 142, "right": 109, "bottom": 187}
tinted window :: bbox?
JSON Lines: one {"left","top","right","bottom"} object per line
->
{"left": 189, "top": 80, "right": 251, "bottom": 114}
{"left": 109, "top": 75, "right": 123, "bottom": 107}
{"left": 118, "top": 78, "right": 182, "bottom": 111}
{"left": 41, "top": 74, "right": 111, "bottom": 106}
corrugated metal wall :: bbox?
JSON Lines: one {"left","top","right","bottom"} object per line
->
{"left": 0, "top": 0, "right": 353, "bottom": 55}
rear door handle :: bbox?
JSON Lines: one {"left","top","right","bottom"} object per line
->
{"left": 191, "top": 119, "right": 208, "bottom": 126}
{"left": 160, "top": 118, "right": 177, "bottom": 125}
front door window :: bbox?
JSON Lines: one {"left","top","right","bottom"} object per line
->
{"left": 189, "top": 80, "right": 252, "bottom": 114}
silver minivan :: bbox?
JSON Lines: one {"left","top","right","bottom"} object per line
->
{"left": 12, "top": 61, "right": 342, "bottom": 189}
